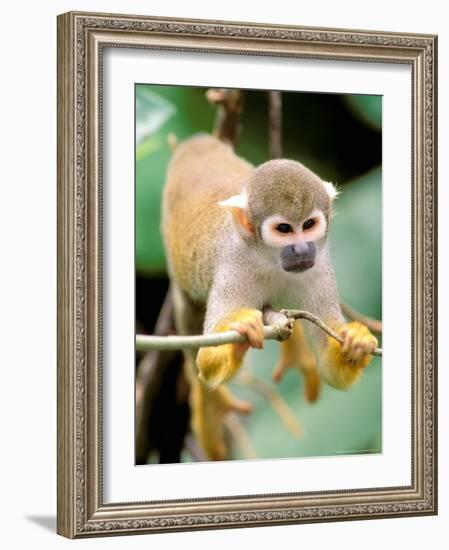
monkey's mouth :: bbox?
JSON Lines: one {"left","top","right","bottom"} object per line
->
{"left": 281, "top": 258, "right": 315, "bottom": 273}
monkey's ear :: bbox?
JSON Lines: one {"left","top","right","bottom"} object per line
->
{"left": 323, "top": 181, "right": 339, "bottom": 201}
{"left": 218, "top": 193, "right": 254, "bottom": 236}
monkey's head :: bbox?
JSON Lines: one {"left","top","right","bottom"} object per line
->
{"left": 219, "top": 159, "right": 338, "bottom": 273}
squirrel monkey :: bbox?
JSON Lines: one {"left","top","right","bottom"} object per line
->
{"left": 162, "top": 134, "right": 378, "bottom": 459}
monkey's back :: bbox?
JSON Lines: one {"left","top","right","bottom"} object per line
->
{"left": 162, "top": 134, "right": 254, "bottom": 303}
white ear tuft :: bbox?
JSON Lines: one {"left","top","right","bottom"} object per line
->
{"left": 217, "top": 190, "right": 253, "bottom": 236}
{"left": 218, "top": 192, "right": 248, "bottom": 210}
{"left": 323, "top": 181, "right": 339, "bottom": 200}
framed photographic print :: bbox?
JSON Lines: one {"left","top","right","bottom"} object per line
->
{"left": 57, "top": 11, "right": 438, "bottom": 538}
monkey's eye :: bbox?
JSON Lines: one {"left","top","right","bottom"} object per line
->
{"left": 302, "top": 218, "right": 316, "bottom": 231}
{"left": 276, "top": 223, "right": 293, "bottom": 234}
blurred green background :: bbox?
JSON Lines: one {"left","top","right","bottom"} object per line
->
{"left": 135, "top": 85, "right": 382, "bottom": 462}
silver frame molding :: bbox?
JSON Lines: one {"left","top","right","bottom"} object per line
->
{"left": 57, "top": 11, "right": 438, "bottom": 538}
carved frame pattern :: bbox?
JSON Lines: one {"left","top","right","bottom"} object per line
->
{"left": 57, "top": 11, "right": 437, "bottom": 538}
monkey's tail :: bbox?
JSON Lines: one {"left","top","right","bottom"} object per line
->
{"left": 167, "top": 132, "right": 178, "bottom": 153}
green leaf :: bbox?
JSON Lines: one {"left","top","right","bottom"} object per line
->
{"left": 330, "top": 167, "right": 382, "bottom": 319}
{"left": 135, "top": 86, "right": 216, "bottom": 275}
{"left": 135, "top": 86, "right": 176, "bottom": 146}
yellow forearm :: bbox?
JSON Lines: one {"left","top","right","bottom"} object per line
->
{"left": 197, "top": 308, "right": 262, "bottom": 387}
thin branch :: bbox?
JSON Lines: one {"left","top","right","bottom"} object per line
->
{"left": 136, "top": 309, "right": 383, "bottom": 356}
{"left": 136, "top": 317, "right": 293, "bottom": 351}
{"left": 136, "top": 286, "right": 176, "bottom": 393}
{"left": 268, "top": 90, "right": 283, "bottom": 158}
{"left": 340, "top": 301, "right": 382, "bottom": 334}
{"left": 281, "top": 309, "right": 383, "bottom": 356}
{"left": 206, "top": 88, "right": 244, "bottom": 147}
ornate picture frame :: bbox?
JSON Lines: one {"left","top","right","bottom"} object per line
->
{"left": 57, "top": 11, "right": 437, "bottom": 538}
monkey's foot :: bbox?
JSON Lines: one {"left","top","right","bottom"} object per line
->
{"left": 273, "top": 355, "right": 320, "bottom": 403}
{"left": 191, "top": 382, "right": 252, "bottom": 460}
{"left": 197, "top": 309, "right": 264, "bottom": 388}
{"left": 323, "top": 321, "right": 378, "bottom": 389}
{"left": 272, "top": 320, "right": 320, "bottom": 402}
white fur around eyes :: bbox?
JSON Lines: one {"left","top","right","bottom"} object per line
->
{"left": 261, "top": 216, "right": 294, "bottom": 247}
{"left": 260, "top": 211, "right": 327, "bottom": 247}
{"left": 304, "top": 209, "right": 327, "bottom": 241}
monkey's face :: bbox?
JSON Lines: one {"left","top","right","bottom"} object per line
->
{"left": 246, "top": 160, "right": 337, "bottom": 273}
{"left": 219, "top": 159, "right": 337, "bottom": 274}
{"left": 259, "top": 210, "right": 327, "bottom": 273}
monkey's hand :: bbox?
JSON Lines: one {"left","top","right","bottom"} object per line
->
{"left": 321, "top": 321, "right": 378, "bottom": 390}
{"left": 197, "top": 308, "right": 264, "bottom": 387}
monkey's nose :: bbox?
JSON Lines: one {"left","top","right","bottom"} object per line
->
{"left": 292, "top": 241, "right": 310, "bottom": 256}
{"left": 280, "top": 242, "right": 317, "bottom": 273}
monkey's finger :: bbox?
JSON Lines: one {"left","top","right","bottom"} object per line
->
{"left": 348, "top": 332, "right": 377, "bottom": 366}
{"left": 345, "top": 329, "right": 363, "bottom": 359}
{"left": 247, "top": 315, "right": 265, "bottom": 346}
{"left": 341, "top": 323, "right": 369, "bottom": 355}
{"left": 348, "top": 325, "right": 374, "bottom": 360}
{"left": 341, "top": 329, "right": 355, "bottom": 355}
{"left": 357, "top": 335, "right": 378, "bottom": 363}
{"left": 349, "top": 341, "right": 365, "bottom": 364}
{"left": 230, "top": 320, "right": 264, "bottom": 349}
{"left": 228, "top": 322, "right": 249, "bottom": 337}
{"left": 247, "top": 323, "right": 265, "bottom": 349}
{"left": 229, "top": 322, "right": 263, "bottom": 348}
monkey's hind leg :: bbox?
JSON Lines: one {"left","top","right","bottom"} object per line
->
{"left": 190, "top": 377, "right": 252, "bottom": 460}
{"left": 172, "top": 285, "right": 252, "bottom": 460}
{"left": 273, "top": 320, "right": 321, "bottom": 402}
